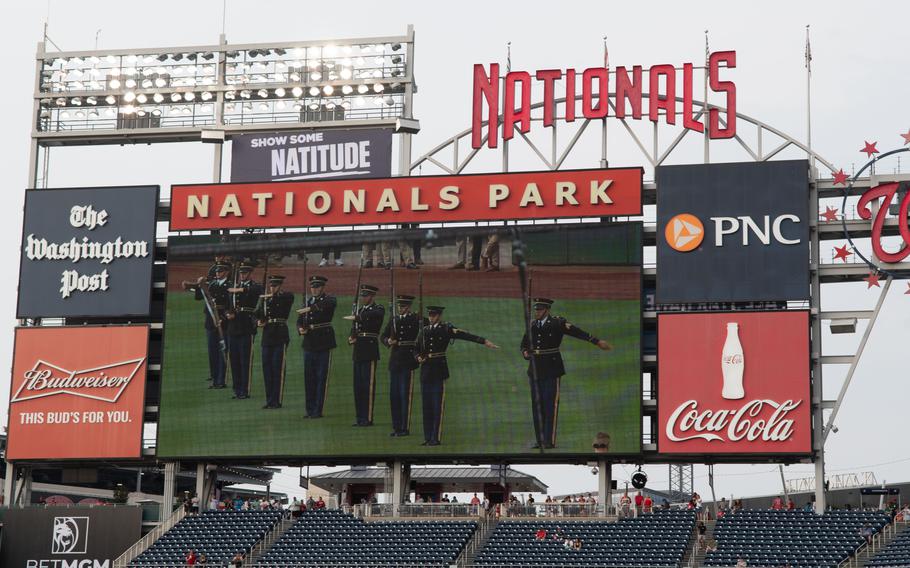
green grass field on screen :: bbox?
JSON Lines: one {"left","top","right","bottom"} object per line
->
{"left": 157, "top": 292, "right": 641, "bottom": 458}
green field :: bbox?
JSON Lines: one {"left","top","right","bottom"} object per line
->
{"left": 157, "top": 293, "right": 641, "bottom": 458}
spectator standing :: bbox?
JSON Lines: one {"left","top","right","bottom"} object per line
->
{"left": 772, "top": 496, "right": 783, "bottom": 510}
{"left": 861, "top": 523, "right": 874, "bottom": 545}
{"left": 787, "top": 498, "right": 796, "bottom": 510}
{"left": 619, "top": 492, "right": 632, "bottom": 517}
{"left": 185, "top": 549, "right": 197, "bottom": 566}
{"left": 634, "top": 491, "right": 644, "bottom": 513}
{"left": 230, "top": 552, "right": 244, "bottom": 568}
{"left": 643, "top": 495, "right": 653, "bottom": 513}
{"left": 315, "top": 496, "right": 325, "bottom": 509}
{"left": 697, "top": 520, "right": 707, "bottom": 548}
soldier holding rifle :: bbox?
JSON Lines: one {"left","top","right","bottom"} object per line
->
{"left": 255, "top": 275, "right": 294, "bottom": 409}
{"left": 520, "top": 298, "right": 612, "bottom": 448}
{"left": 182, "top": 262, "right": 231, "bottom": 389}
{"left": 343, "top": 258, "right": 385, "bottom": 426}
{"left": 415, "top": 304, "right": 499, "bottom": 446}
{"left": 380, "top": 267, "right": 423, "bottom": 437}
{"left": 224, "top": 262, "right": 262, "bottom": 399}
{"left": 297, "top": 273, "right": 337, "bottom": 419}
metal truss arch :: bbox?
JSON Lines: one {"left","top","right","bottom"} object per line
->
{"left": 410, "top": 93, "right": 835, "bottom": 175}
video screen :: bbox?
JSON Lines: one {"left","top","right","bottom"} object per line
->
{"left": 157, "top": 223, "right": 642, "bottom": 459}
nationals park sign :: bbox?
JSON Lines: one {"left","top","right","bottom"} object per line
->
{"left": 471, "top": 51, "right": 737, "bottom": 149}
{"left": 170, "top": 168, "right": 642, "bottom": 230}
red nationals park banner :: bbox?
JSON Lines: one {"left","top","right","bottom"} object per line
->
{"left": 658, "top": 311, "right": 811, "bottom": 455}
{"left": 170, "top": 168, "right": 642, "bottom": 230}
{"left": 6, "top": 325, "right": 148, "bottom": 460}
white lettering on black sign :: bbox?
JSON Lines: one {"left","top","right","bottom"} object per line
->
{"left": 24, "top": 204, "right": 150, "bottom": 299}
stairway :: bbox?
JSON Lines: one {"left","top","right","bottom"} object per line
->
{"left": 681, "top": 520, "right": 715, "bottom": 567}
{"left": 246, "top": 517, "right": 296, "bottom": 566}
{"left": 855, "top": 520, "right": 909, "bottom": 567}
{"left": 455, "top": 512, "right": 499, "bottom": 567}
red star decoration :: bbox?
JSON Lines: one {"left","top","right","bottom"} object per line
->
{"left": 864, "top": 272, "right": 881, "bottom": 288}
{"left": 861, "top": 141, "right": 879, "bottom": 158}
{"left": 833, "top": 245, "right": 852, "bottom": 262}
{"left": 905, "top": 282, "right": 910, "bottom": 295}
{"left": 902, "top": 129, "right": 910, "bottom": 146}
{"left": 832, "top": 169, "right": 849, "bottom": 185}
{"left": 820, "top": 206, "right": 839, "bottom": 222}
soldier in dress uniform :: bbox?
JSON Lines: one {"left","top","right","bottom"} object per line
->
{"left": 520, "top": 298, "right": 612, "bottom": 449}
{"left": 183, "top": 262, "right": 231, "bottom": 389}
{"left": 380, "top": 294, "right": 423, "bottom": 437}
{"left": 296, "top": 275, "right": 337, "bottom": 419}
{"left": 344, "top": 284, "right": 385, "bottom": 426}
{"left": 255, "top": 275, "right": 294, "bottom": 409}
{"left": 415, "top": 306, "right": 499, "bottom": 446}
{"left": 224, "top": 263, "right": 262, "bottom": 399}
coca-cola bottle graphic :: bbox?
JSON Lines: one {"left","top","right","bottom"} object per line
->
{"left": 721, "top": 322, "right": 745, "bottom": 400}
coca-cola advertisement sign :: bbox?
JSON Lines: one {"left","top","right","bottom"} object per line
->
{"left": 658, "top": 311, "right": 811, "bottom": 455}
{"left": 6, "top": 325, "right": 148, "bottom": 460}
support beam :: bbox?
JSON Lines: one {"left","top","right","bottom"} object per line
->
{"left": 3, "top": 462, "right": 15, "bottom": 507}
{"left": 597, "top": 460, "right": 611, "bottom": 516}
{"left": 196, "top": 463, "right": 206, "bottom": 505}
{"left": 162, "top": 461, "right": 179, "bottom": 520}
{"left": 390, "top": 460, "right": 409, "bottom": 517}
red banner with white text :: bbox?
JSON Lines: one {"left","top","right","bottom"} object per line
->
{"left": 6, "top": 325, "right": 148, "bottom": 460}
{"left": 658, "top": 311, "right": 811, "bottom": 455}
{"left": 170, "top": 168, "right": 642, "bottom": 230}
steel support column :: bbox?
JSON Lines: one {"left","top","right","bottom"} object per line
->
{"left": 162, "top": 461, "right": 179, "bottom": 520}
{"left": 597, "top": 460, "right": 612, "bottom": 516}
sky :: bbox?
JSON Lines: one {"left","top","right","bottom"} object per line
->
{"left": 1, "top": 0, "right": 909, "bottom": 502}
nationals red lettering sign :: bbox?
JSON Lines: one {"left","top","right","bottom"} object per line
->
{"left": 658, "top": 311, "right": 811, "bottom": 455}
{"left": 170, "top": 168, "right": 642, "bottom": 230}
{"left": 472, "top": 51, "right": 736, "bottom": 149}
{"left": 857, "top": 181, "right": 910, "bottom": 263}
{"left": 6, "top": 325, "right": 148, "bottom": 460}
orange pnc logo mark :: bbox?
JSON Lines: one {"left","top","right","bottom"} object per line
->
{"left": 665, "top": 213, "right": 705, "bottom": 252}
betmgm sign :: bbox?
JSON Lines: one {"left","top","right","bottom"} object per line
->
{"left": 17, "top": 185, "right": 158, "bottom": 319}
{"left": 0, "top": 507, "right": 141, "bottom": 568}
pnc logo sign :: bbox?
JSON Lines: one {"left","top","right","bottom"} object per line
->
{"left": 665, "top": 214, "right": 704, "bottom": 252}
{"left": 664, "top": 212, "right": 802, "bottom": 252}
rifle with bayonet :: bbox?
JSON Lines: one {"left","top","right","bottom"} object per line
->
{"left": 295, "top": 250, "right": 309, "bottom": 334}
{"left": 389, "top": 249, "right": 397, "bottom": 340}
{"left": 343, "top": 254, "right": 365, "bottom": 339}
{"left": 254, "top": 254, "right": 271, "bottom": 326}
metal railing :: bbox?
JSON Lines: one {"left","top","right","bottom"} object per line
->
{"left": 499, "top": 502, "right": 618, "bottom": 518}
{"left": 113, "top": 505, "right": 186, "bottom": 568}
{"left": 839, "top": 519, "right": 907, "bottom": 568}
{"left": 355, "top": 502, "right": 485, "bottom": 518}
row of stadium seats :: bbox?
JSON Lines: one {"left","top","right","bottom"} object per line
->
{"left": 129, "top": 510, "right": 282, "bottom": 567}
{"left": 705, "top": 509, "right": 891, "bottom": 568}
{"left": 475, "top": 510, "right": 695, "bottom": 567}
{"left": 867, "top": 522, "right": 910, "bottom": 567}
{"left": 258, "top": 509, "right": 477, "bottom": 567}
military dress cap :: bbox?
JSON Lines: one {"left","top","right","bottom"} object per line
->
{"left": 396, "top": 294, "right": 416, "bottom": 304}
{"left": 214, "top": 263, "right": 231, "bottom": 271}
{"left": 360, "top": 284, "right": 379, "bottom": 296}
{"left": 309, "top": 275, "right": 328, "bottom": 286}
{"left": 532, "top": 297, "right": 555, "bottom": 309}
{"left": 238, "top": 263, "right": 254, "bottom": 273}
{"left": 426, "top": 305, "right": 445, "bottom": 314}
{"left": 268, "top": 274, "right": 286, "bottom": 285}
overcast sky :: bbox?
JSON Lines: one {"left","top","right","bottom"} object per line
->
{"left": 1, "top": 0, "right": 909, "bottom": 502}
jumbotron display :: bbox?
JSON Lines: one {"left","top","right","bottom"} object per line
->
{"left": 156, "top": 223, "right": 642, "bottom": 459}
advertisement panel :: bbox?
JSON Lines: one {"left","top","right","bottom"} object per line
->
{"left": 17, "top": 185, "right": 158, "bottom": 319}
{"left": 157, "top": 223, "right": 642, "bottom": 459}
{"left": 6, "top": 325, "right": 149, "bottom": 460}
{"left": 230, "top": 128, "right": 394, "bottom": 183}
{"left": 657, "top": 311, "right": 811, "bottom": 455}
{"left": 0, "top": 507, "right": 142, "bottom": 568}
{"left": 170, "top": 168, "right": 643, "bottom": 230}
{"left": 656, "top": 160, "right": 809, "bottom": 303}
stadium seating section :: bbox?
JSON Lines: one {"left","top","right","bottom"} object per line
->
{"left": 475, "top": 509, "right": 695, "bottom": 567}
{"left": 705, "top": 509, "right": 892, "bottom": 568}
{"left": 129, "top": 510, "right": 282, "bottom": 567}
{"left": 259, "top": 509, "right": 477, "bottom": 567}
{"left": 867, "top": 522, "right": 910, "bottom": 567}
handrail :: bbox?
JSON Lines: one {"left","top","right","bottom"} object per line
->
{"left": 113, "top": 505, "right": 186, "bottom": 568}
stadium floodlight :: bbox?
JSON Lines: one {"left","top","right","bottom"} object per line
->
{"left": 830, "top": 318, "right": 857, "bottom": 334}
{"left": 34, "top": 28, "right": 415, "bottom": 141}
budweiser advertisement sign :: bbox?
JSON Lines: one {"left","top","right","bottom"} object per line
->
{"left": 6, "top": 325, "right": 148, "bottom": 460}
{"left": 170, "top": 168, "right": 642, "bottom": 230}
{"left": 658, "top": 311, "right": 811, "bottom": 455}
